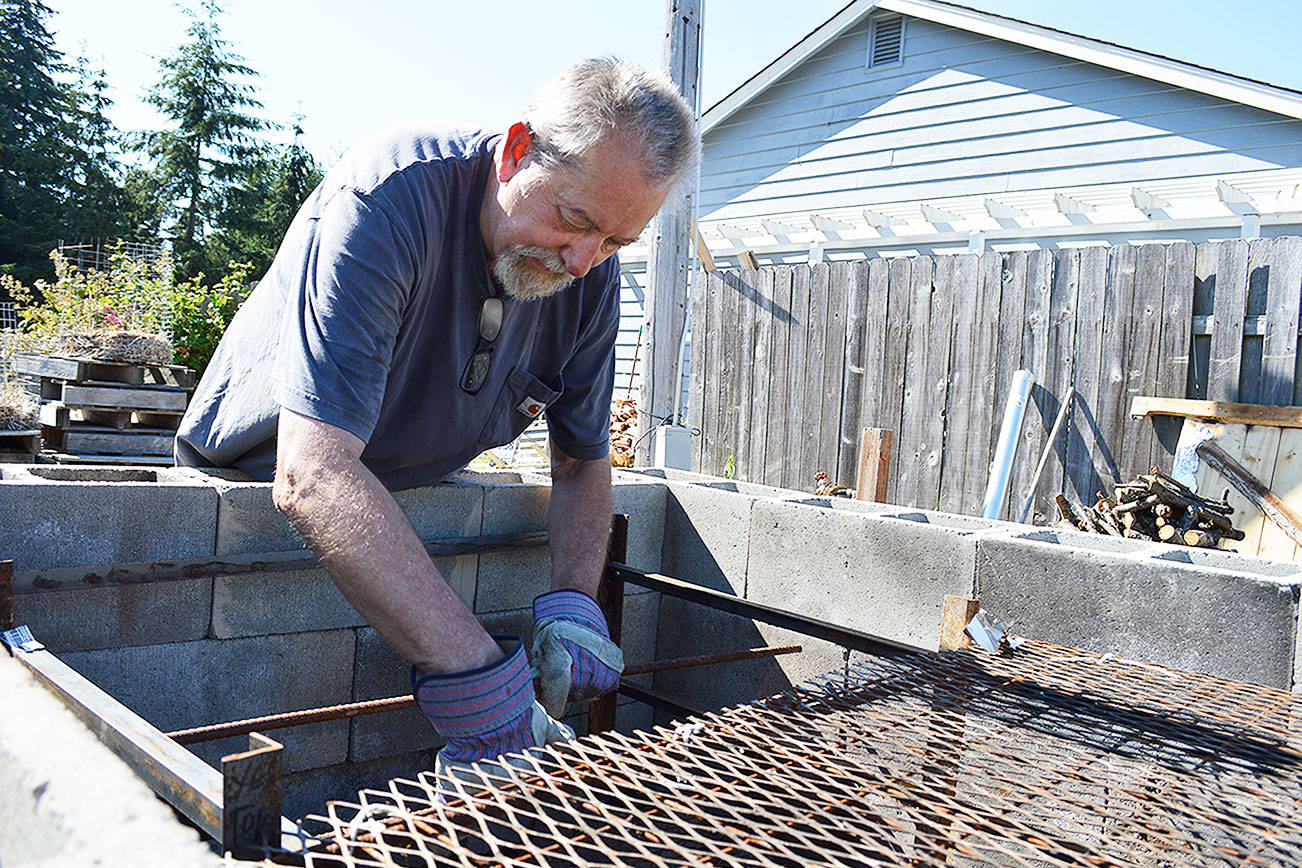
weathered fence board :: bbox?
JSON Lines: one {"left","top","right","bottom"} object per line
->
{"left": 690, "top": 237, "right": 1302, "bottom": 522}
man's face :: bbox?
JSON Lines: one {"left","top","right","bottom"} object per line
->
{"left": 486, "top": 127, "right": 670, "bottom": 301}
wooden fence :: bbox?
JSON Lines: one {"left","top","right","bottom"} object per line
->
{"left": 688, "top": 237, "right": 1302, "bottom": 521}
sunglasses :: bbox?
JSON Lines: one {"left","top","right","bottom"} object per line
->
{"left": 460, "top": 296, "right": 504, "bottom": 394}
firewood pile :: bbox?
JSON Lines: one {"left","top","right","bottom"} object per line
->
{"left": 1054, "top": 468, "right": 1245, "bottom": 548}
{"left": 609, "top": 397, "right": 637, "bottom": 467}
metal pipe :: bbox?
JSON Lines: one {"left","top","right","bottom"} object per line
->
{"left": 983, "top": 369, "right": 1035, "bottom": 520}
{"left": 612, "top": 564, "right": 923, "bottom": 660}
{"left": 1018, "top": 386, "right": 1075, "bottom": 523}
{"left": 166, "top": 644, "right": 803, "bottom": 745}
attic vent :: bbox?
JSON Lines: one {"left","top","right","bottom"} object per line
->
{"left": 868, "top": 16, "right": 905, "bottom": 68}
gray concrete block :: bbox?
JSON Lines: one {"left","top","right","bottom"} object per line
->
{"left": 212, "top": 567, "right": 364, "bottom": 638}
{"left": 61, "top": 630, "right": 354, "bottom": 774}
{"left": 661, "top": 483, "right": 752, "bottom": 595}
{"left": 618, "top": 590, "right": 660, "bottom": 688}
{"left": 747, "top": 500, "right": 978, "bottom": 650}
{"left": 976, "top": 532, "right": 1302, "bottom": 688}
{"left": 210, "top": 556, "right": 475, "bottom": 639}
{"left": 282, "top": 748, "right": 437, "bottom": 822}
{"left": 611, "top": 476, "right": 667, "bottom": 573}
{"left": 213, "top": 478, "right": 483, "bottom": 555}
{"left": 652, "top": 596, "right": 847, "bottom": 716}
{"left": 477, "top": 482, "right": 551, "bottom": 612}
{"left": 0, "top": 476, "right": 217, "bottom": 570}
{"left": 14, "top": 579, "right": 212, "bottom": 651}
{"left": 0, "top": 654, "right": 222, "bottom": 867}
{"left": 213, "top": 480, "right": 303, "bottom": 555}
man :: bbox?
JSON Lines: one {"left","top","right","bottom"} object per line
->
{"left": 175, "top": 58, "right": 699, "bottom": 774}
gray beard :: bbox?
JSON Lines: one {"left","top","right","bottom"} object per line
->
{"left": 492, "top": 246, "right": 575, "bottom": 301}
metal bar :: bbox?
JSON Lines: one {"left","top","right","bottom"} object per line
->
{"left": 222, "top": 733, "right": 284, "bottom": 859}
{"left": 4, "top": 637, "right": 224, "bottom": 839}
{"left": 616, "top": 679, "right": 706, "bottom": 717}
{"left": 611, "top": 563, "right": 924, "bottom": 659}
{"left": 12, "top": 530, "right": 549, "bottom": 594}
{"left": 167, "top": 695, "right": 418, "bottom": 745}
{"left": 167, "top": 644, "right": 804, "bottom": 745}
{"left": 589, "top": 514, "right": 628, "bottom": 734}
{"left": 624, "top": 644, "right": 802, "bottom": 675}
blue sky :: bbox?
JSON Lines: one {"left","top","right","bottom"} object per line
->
{"left": 46, "top": 0, "right": 1302, "bottom": 162}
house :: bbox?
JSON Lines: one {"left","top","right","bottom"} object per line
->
{"left": 658, "top": 0, "right": 1302, "bottom": 266}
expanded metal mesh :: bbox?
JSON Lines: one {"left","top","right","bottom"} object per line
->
{"left": 284, "top": 640, "right": 1302, "bottom": 867}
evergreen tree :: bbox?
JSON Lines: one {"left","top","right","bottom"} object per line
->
{"left": 202, "top": 116, "right": 322, "bottom": 278}
{"left": 138, "top": 0, "right": 269, "bottom": 278}
{"left": 0, "top": 0, "right": 76, "bottom": 286}
{"left": 63, "top": 53, "right": 133, "bottom": 244}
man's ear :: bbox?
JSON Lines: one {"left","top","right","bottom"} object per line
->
{"left": 498, "top": 121, "right": 533, "bottom": 183}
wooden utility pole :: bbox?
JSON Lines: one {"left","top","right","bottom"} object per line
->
{"left": 636, "top": 0, "right": 701, "bottom": 465}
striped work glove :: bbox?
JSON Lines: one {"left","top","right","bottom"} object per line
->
{"left": 531, "top": 590, "right": 625, "bottom": 719}
{"left": 411, "top": 636, "right": 573, "bottom": 788}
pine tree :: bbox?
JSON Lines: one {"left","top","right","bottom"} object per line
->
{"left": 138, "top": 0, "right": 269, "bottom": 278}
{"left": 0, "top": 0, "right": 77, "bottom": 286}
{"left": 63, "top": 53, "right": 133, "bottom": 245}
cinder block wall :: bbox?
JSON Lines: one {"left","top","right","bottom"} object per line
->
{"left": 634, "top": 468, "right": 1302, "bottom": 716}
{"left": 1, "top": 465, "right": 666, "bottom": 819}
{"left": 5, "top": 463, "right": 1300, "bottom": 828}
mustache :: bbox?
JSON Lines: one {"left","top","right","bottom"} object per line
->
{"left": 510, "top": 246, "right": 568, "bottom": 275}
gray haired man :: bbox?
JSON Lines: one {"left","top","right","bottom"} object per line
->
{"left": 175, "top": 58, "right": 699, "bottom": 774}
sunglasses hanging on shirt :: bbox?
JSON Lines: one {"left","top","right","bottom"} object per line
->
{"left": 460, "top": 295, "right": 504, "bottom": 394}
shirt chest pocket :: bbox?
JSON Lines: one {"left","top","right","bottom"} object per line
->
{"left": 476, "top": 367, "right": 562, "bottom": 450}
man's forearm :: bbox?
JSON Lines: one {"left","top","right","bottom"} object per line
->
{"left": 548, "top": 447, "right": 613, "bottom": 596}
{"left": 274, "top": 409, "right": 500, "bottom": 674}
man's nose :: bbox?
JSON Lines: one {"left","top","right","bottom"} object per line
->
{"left": 561, "top": 235, "right": 603, "bottom": 277}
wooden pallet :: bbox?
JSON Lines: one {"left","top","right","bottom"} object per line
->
{"left": 13, "top": 353, "right": 196, "bottom": 389}
{"left": 41, "top": 425, "right": 175, "bottom": 457}
{"left": 39, "top": 402, "right": 183, "bottom": 431}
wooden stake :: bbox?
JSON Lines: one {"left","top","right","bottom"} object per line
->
{"left": 855, "top": 428, "right": 893, "bottom": 503}
{"left": 939, "top": 596, "right": 980, "bottom": 650}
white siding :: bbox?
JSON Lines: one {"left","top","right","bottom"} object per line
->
{"left": 700, "top": 14, "right": 1302, "bottom": 221}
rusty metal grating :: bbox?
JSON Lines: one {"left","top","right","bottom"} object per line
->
{"left": 282, "top": 640, "right": 1302, "bottom": 866}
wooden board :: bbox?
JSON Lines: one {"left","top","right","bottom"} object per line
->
{"left": 1033, "top": 248, "right": 1080, "bottom": 523}
{"left": 895, "top": 255, "right": 935, "bottom": 509}
{"left": 1208, "top": 240, "right": 1249, "bottom": 402}
{"left": 734, "top": 269, "right": 758, "bottom": 483}
{"left": 748, "top": 268, "right": 775, "bottom": 485}
{"left": 764, "top": 267, "right": 793, "bottom": 487}
{"left": 965, "top": 251, "right": 1004, "bottom": 515}
{"left": 42, "top": 426, "right": 175, "bottom": 456}
{"left": 938, "top": 254, "right": 978, "bottom": 513}
{"left": 817, "top": 263, "right": 846, "bottom": 485}
{"left": 782, "top": 265, "right": 810, "bottom": 490}
{"left": 12, "top": 353, "right": 196, "bottom": 389}
{"left": 1262, "top": 237, "right": 1302, "bottom": 406}
{"left": 834, "top": 261, "right": 869, "bottom": 485}
{"left": 40, "top": 402, "right": 184, "bottom": 431}
{"left": 1181, "top": 419, "right": 1300, "bottom": 562}
{"left": 1130, "top": 397, "right": 1302, "bottom": 429}
{"left": 1258, "top": 428, "right": 1302, "bottom": 562}
{"left": 58, "top": 383, "right": 188, "bottom": 413}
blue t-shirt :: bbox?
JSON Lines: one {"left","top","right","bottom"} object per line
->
{"left": 175, "top": 125, "right": 618, "bottom": 490}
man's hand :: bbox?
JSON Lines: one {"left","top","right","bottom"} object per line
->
{"left": 531, "top": 589, "right": 624, "bottom": 716}
{"left": 272, "top": 408, "right": 500, "bottom": 674}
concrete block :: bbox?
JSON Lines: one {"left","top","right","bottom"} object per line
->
{"left": 477, "top": 482, "right": 551, "bottom": 613}
{"left": 210, "top": 556, "right": 475, "bottom": 639}
{"left": 976, "top": 532, "right": 1302, "bottom": 688}
{"left": 61, "top": 630, "right": 354, "bottom": 774}
{"left": 618, "top": 590, "right": 660, "bottom": 688}
{"left": 746, "top": 500, "right": 978, "bottom": 650}
{"left": 213, "top": 478, "right": 483, "bottom": 555}
{"left": 653, "top": 596, "right": 847, "bottom": 717}
{"left": 14, "top": 579, "right": 212, "bottom": 651}
{"left": 0, "top": 654, "right": 221, "bottom": 867}
{"left": 348, "top": 608, "right": 536, "bottom": 763}
{"left": 0, "top": 473, "right": 217, "bottom": 571}
{"left": 611, "top": 476, "right": 667, "bottom": 573}
{"left": 283, "top": 748, "right": 437, "bottom": 822}
{"left": 661, "top": 483, "right": 753, "bottom": 595}
{"left": 212, "top": 480, "right": 304, "bottom": 555}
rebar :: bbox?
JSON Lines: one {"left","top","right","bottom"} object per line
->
{"left": 270, "top": 639, "right": 1302, "bottom": 866}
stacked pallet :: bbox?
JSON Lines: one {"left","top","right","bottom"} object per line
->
{"left": 13, "top": 353, "right": 195, "bottom": 465}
